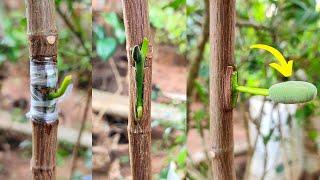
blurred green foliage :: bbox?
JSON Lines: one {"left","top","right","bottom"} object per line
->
{"left": 0, "top": 6, "right": 27, "bottom": 64}
{"left": 93, "top": 12, "right": 126, "bottom": 62}
{"left": 245, "top": 0, "right": 320, "bottom": 117}
{"left": 150, "top": 0, "right": 186, "bottom": 53}
{"left": 94, "top": 0, "right": 186, "bottom": 63}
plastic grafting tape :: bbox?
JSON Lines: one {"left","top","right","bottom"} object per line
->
{"left": 27, "top": 58, "right": 59, "bottom": 123}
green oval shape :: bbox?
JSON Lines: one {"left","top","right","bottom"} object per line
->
{"left": 269, "top": 81, "right": 317, "bottom": 104}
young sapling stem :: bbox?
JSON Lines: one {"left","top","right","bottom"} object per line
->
{"left": 236, "top": 86, "right": 269, "bottom": 96}
{"left": 48, "top": 75, "right": 72, "bottom": 100}
{"left": 132, "top": 38, "right": 149, "bottom": 120}
{"left": 122, "top": 1, "right": 152, "bottom": 177}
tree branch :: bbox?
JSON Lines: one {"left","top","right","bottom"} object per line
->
{"left": 186, "top": 0, "right": 210, "bottom": 133}
{"left": 236, "top": 19, "right": 271, "bottom": 31}
{"left": 56, "top": 6, "right": 91, "bottom": 56}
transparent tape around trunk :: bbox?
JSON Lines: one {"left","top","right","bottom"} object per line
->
{"left": 26, "top": 59, "right": 72, "bottom": 123}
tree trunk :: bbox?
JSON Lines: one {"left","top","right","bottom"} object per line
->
{"left": 25, "top": 0, "right": 59, "bottom": 179}
{"left": 209, "top": 0, "right": 236, "bottom": 179}
{"left": 122, "top": 0, "right": 152, "bottom": 179}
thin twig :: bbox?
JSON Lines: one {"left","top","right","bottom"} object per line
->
{"left": 261, "top": 103, "right": 278, "bottom": 179}
{"left": 186, "top": 0, "right": 210, "bottom": 132}
{"left": 69, "top": 84, "right": 92, "bottom": 179}
{"left": 261, "top": 143, "right": 269, "bottom": 180}
{"left": 244, "top": 98, "right": 267, "bottom": 180}
{"left": 277, "top": 105, "right": 293, "bottom": 180}
{"left": 196, "top": 117, "right": 212, "bottom": 176}
{"left": 236, "top": 19, "right": 271, "bottom": 31}
{"left": 56, "top": 6, "right": 91, "bottom": 56}
{"left": 109, "top": 58, "right": 123, "bottom": 94}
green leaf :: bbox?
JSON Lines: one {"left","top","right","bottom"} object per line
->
{"left": 174, "top": 134, "right": 186, "bottom": 144}
{"left": 175, "top": 147, "right": 187, "bottom": 167}
{"left": 193, "top": 109, "right": 207, "bottom": 122}
{"left": 103, "top": 12, "right": 120, "bottom": 27}
{"left": 93, "top": 25, "right": 105, "bottom": 39}
{"left": 102, "top": 12, "right": 126, "bottom": 44}
{"left": 194, "top": 80, "right": 209, "bottom": 104}
{"left": 163, "top": 0, "right": 186, "bottom": 10}
{"left": 295, "top": 103, "right": 316, "bottom": 125}
{"left": 158, "top": 167, "right": 169, "bottom": 179}
{"left": 252, "top": 2, "right": 266, "bottom": 23}
{"left": 119, "top": 155, "right": 130, "bottom": 164}
{"left": 275, "top": 163, "right": 284, "bottom": 174}
{"left": 96, "top": 38, "right": 117, "bottom": 61}
{"left": 308, "top": 130, "right": 318, "bottom": 141}
{"left": 186, "top": 4, "right": 197, "bottom": 16}
{"left": 140, "top": 37, "right": 149, "bottom": 61}
{"left": 114, "top": 28, "right": 126, "bottom": 44}
{"left": 55, "top": 0, "right": 63, "bottom": 6}
{"left": 57, "top": 56, "right": 70, "bottom": 72}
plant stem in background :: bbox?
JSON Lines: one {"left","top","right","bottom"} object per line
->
{"left": 69, "top": 82, "right": 92, "bottom": 180}
{"left": 236, "top": 86, "right": 269, "bottom": 96}
{"left": 122, "top": 0, "right": 152, "bottom": 179}
{"left": 186, "top": 0, "right": 210, "bottom": 132}
{"left": 56, "top": 6, "right": 91, "bottom": 57}
{"left": 209, "top": 0, "right": 236, "bottom": 179}
{"left": 25, "top": 0, "right": 59, "bottom": 179}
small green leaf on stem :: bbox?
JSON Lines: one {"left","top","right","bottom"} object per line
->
{"left": 48, "top": 75, "right": 72, "bottom": 100}
{"left": 140, "top": 37, "right": 149, "bottom": 61}
{"left": 132, "top": 38, "right": 149, "bottom": 121}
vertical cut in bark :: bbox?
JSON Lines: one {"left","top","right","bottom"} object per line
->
{"left": 209, "top": 0, "right": 236, "bottom": 179}
{"left": 122, "top": 0, "right": 152, "bottom": 179}
{"left": 25, "top": 0, "right": 59, "bottom": 179}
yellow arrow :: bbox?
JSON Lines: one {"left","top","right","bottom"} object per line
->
{"left": 250, "top": 44, "right": 293, "bottom": 77}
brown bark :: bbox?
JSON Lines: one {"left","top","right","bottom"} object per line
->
{"left": 209, "top": 0, "right": 236, "bottom": 179}
{"left": 122, "top": 0, "right": 152, "bottom": 179}
{"left": 31, "top": 121, "right": 58, "bottom": 180}
{"left": 25, "top": 0, "right": 59, "bottom": 179}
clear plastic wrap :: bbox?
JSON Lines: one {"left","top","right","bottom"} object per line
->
{"left": 26, "top": 58, "right": 72, "bottom": 123}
